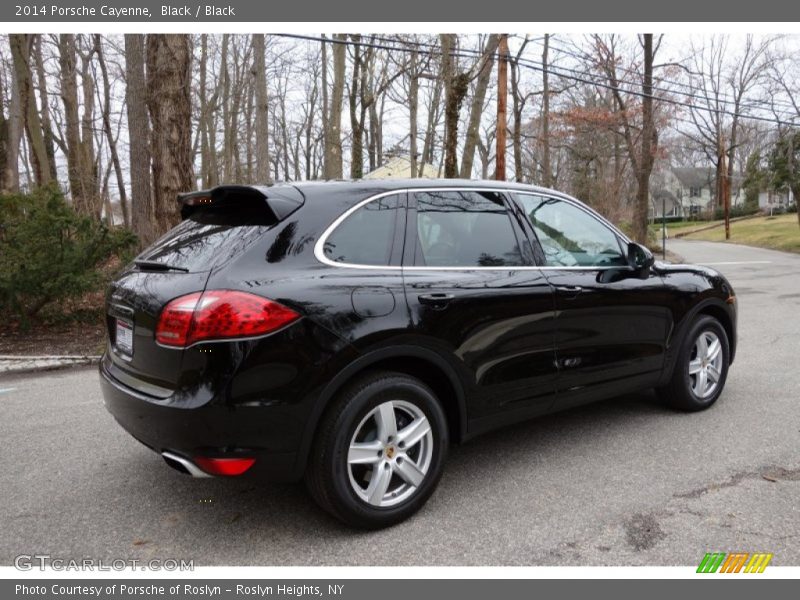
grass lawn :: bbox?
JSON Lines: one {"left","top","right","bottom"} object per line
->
{"left": 682, "top": 213, "right": 800, "bottom": 253}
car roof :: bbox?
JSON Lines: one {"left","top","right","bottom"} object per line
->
{"left": 287, "top": 178, "right": 567, "bottom": 198}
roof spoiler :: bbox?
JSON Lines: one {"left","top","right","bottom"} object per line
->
{"left": 177, "top": 184, "right": 304, "bottom": 221}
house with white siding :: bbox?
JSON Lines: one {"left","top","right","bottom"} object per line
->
{"left": 650, "top": 167, "right": 744, "bottom": 218}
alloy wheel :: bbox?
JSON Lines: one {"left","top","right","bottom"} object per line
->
{"left": 688, "top": 330, "right": 723, "bottom": 399}
{"left": 347, "top": 400, "right": 434, "bottom": 508}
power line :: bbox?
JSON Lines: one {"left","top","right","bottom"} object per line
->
{"left": 271, "top": 32, "right": 799, "bottom": 127}
{"left": 531, "top": 35, "right": 800, "bottom": 117}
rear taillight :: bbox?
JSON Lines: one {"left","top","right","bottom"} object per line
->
{"left": 155, "top": 290, "right": 300, "bottom": 347}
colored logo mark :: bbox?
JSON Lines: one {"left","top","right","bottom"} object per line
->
{"left": 697, "top": 552, "right": 773, "bottom": 573}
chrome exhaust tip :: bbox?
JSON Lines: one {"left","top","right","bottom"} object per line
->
{"left": 161, "top": 451, "right": 213, "bottom": 478}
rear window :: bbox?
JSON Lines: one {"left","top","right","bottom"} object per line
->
{"left": 135, "top": 213, "right": 273, "bottom": 273}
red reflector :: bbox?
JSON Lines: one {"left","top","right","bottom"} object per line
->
{"left": 155, "top": 290, "right": 300, "bottom": 347}
{"left": 194, "top": 457, "right": 256, "bottom": 476}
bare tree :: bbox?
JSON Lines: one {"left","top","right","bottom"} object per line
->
{"left": 324, "top": 34, "right": 346, "bottom": 179}
{"left": 95, "top": 35, "right": 129, "bottom": 227}
{"left": 59, "top": 34, "right": 99, "bottom": 217}
{"left": 146, "top": 34, "right": 193, "bottom": 237}
{"left": 33, "top": 35, "right": 57, "bottom": 182}
{"left": 440, "top": 34, "right": 465, "bottom": 178}
{"left": 124, "top": 34, "right": 154, "bottom": 242}
{"left": 10, "top": 34, "right": 53, "bottom": 187}
{"left": 0, "top": 42, "right": 22, "bottom": 192}
{"left": 683, "top": 35, "right": 773, "bottom": 215}
{"left": 593, "top": 34, "right": 662, "bottom": 244}
{"left": 252, "top": 34, "right": 270, "bottom": 183}
{"left": 460, "top": 34, "right": 499, "bottom": 178}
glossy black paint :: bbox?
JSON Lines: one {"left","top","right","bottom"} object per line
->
{"left": 99, "top": 179, "right": 737, "bottom": 481}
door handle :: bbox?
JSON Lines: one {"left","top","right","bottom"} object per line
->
{"left": 418, "top": 293, "right": 454, "bottom": 310}
{"left": 555, "top": 285, "right": 583, "bottom": 298}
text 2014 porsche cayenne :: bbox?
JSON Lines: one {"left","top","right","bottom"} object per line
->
{"left": 100, "top": 180, "right": 737, "bottom": 528}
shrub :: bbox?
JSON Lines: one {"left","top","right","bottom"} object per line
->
{"left": 0, "top": 185, "right": 137, "bottom": 323}
{"left": 712, "top": 204, "right": 760, "bottom": 220}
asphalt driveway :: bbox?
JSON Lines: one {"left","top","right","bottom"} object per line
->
{"left": 1, "top": 239, "right": 798, "bottom": 566}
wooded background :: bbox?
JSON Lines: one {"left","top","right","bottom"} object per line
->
{"left": 1, "top": 33, "right": 799, "bottom": 247}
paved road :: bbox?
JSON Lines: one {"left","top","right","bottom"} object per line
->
{"left": 1, "top": 239, "right": 798, "bottom": 566}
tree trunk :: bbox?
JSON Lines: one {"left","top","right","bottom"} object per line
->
{"left": 10, "top": 34, "right": 52, "bottom": 188}
{"left": 325, "top": 34, "right": 346, "bottom": 179}
{"left": 348, "top": 35, "right": 364, "bottom": 179}
{"left": 125, "top": 34, "right": 155, "bottom": 244}
{"left": 409, "top": 50, "right": 419, "bottom": 178}
{"left": 441, "top": 34, "right": 460, "bottom": 178}
{"left": 59, "top": 34, "right": 99, "bottom": 217}
{"left": 320, "top": 35, "right": 329, "bottom": 180}
{"left": 33, "top": 35, "right": 57, "bottom": 182}
{"left": 633, "top": 34, "right": 656, "bottom": 245}
{"left": 460, "top": 34, "right": 499, "bottom": 178}
{"left": 96, "top": 35, "right": 129, "bottom": 227}
{"left": 252, "top": 34, "right": 270, "bottom": 184}
{"left": 198, "top": 34, "right": 212, "bottom": 188}
{"left": 146, "top": 34, "right": 193, "bottom": 238}
{"left": 420, "top": 74, "right": 443, "bottom": 177}
{"left": 0, "top": 46, "right": 22, "bottom": 193}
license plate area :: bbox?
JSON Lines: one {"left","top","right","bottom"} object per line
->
{"left": 115, "top": 318, "right": 134, "bottom": 357}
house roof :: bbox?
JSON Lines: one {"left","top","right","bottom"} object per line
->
{"left": 670, "top": 167, "right": 744, "bottom": 190}
{"left": 671, "top": 167, "right": 716, "bottom": 189}
{"left": 364, "top": 155, "right": 439, "bottom": 180}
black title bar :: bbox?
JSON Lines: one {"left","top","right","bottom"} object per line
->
{"left": 3, "top": 0, "right": 800, "bottom": 22}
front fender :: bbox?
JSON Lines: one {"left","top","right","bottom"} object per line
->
{"left": 656, "top": 263, "right": 737, "bottom": 386}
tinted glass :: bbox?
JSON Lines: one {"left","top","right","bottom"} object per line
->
{"left": 136, "top": 216, "right": 273, "bottom": 273}
{"left": 515, "top": 194, "right": 627, "bottom": 267}
{"left": 414, "top": 191, "right": 523, "bottom": 267}
{"left": 324, "top": 194, "right": 400, "bottom": 265}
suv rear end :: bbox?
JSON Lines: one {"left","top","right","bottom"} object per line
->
{"left": 99, "top": 184, "right": 352, "bottom": 480}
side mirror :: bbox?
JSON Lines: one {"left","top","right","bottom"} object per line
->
{"left": 627, "top": 241, "right": 655, "bottom": 272}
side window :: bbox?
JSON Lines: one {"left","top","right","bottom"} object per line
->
{"left": 323, "top": 195, "right": 400, "bottom": 265}
{"left": 414, "top": 191, "right": 523, "bottom": 267}
{"left": 514, "top": 194, "right": 627, "bottom": 267}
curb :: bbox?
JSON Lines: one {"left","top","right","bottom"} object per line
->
{"left": 0, "top": 355, "right": 101, "bottom": 376}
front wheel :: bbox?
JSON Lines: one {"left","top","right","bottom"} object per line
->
{"left": 657, "top": 314, "right": 730, "bottom": 411}
{"left": 305, "top": 371, "right": 449, "bottom": 529}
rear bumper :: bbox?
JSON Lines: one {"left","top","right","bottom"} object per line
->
{"left": 99, "top": 356, "right": 301, "bottom": 481}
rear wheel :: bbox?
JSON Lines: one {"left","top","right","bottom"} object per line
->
{"left": 305, "top": 371, "right": 448, "bottom": 529}
{"left": 658, "top": 314, "right": 730, "bottom": 411}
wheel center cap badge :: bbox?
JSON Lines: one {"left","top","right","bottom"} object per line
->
{"left": 386, "top": 446, "right": 396, "bottom": 459}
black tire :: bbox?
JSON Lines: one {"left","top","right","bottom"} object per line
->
{"left": 657, "top": 314, "right": 730, "bottom": 412}
{"left": 305, "top": 370, "right": 449, "bottom": 529}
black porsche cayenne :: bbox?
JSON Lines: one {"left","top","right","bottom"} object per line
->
{"left": 100, "top": 179, "right": 737, "bottom": 528}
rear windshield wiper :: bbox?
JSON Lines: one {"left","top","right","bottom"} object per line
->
{"left": 134, "top": 259, "right": 190, "bottom": 273}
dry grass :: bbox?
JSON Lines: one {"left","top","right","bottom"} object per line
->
{"left": 682, "top": 214, "right": 800, "bottom": 253}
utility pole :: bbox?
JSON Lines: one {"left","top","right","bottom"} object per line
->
{"left": 719, "top": 137, "right": 731, "bottom": 240}
{"left": 495, "top": 34, "right": 509, "bottom": 181}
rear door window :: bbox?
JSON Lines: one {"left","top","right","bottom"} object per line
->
{"left": 412, "top": 190, "right": 524, "bottom": 267}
